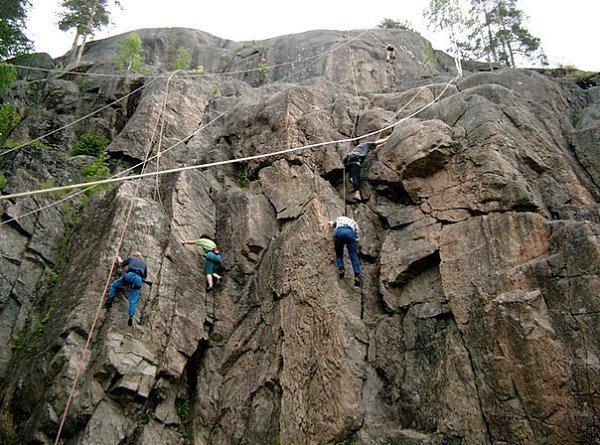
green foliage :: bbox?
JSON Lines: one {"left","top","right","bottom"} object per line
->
{"left": 235, "top": 167, "right": 250, "bottom": 188}
{"left": 0, "top": 103, "right": 21, "bottom": 146}
{"left": 0, "top": 172, "right": 7, "bottom": 189}
{"left": 258, "top": 58, "right": 270, "bottom": 82}
{"left": 570, "top": 105, "right": 583, "bottom": 126}
{"left": 115, "top": 32, "right": 146, "bottom": 72}
{"left": 213, "top": 131, "right": 225, "bottom": 143}
{"left": 2, "top": 138, "right": 51, "bottom": 150}
{"left": 0, "top": 62, "right": 17, "bottom": 92}
{"left": 175, "top": 398, "right": 191, "bottom": 439}
{"left": 171, "top": 47, "right": 192, "bottom": 71}
{"left": 175, "top": 397, "right": 190, "bottom": 421}
{"left": 75, "top": 75, "right": 91, "bottom": 95}
{"left": 0, "top": 62, "right": 20, "bottom": 147}
{"left": 0, "top": 0, "right": 33, "bottom": 59}
{"left": 40, "top": 180, "right": 56, "bottom": 190}
{"left": 81, "top": 152, "right": 110, "bottom": 188}
{"left": 424, "top": 41, "right": 438, "bottom": 65}
{"left": 211, "top": 84, "right": 221, "bottom": 95}
{"left": 424, "top": 0, "right": 546, "bottom": 68}
{"left": 140, "top": 410, "right": 155, "bottom": 426}
{"left": 195, "top": 65, "right": 204, "bottom": 73}
{"left": 365, "top": 84, "right": 383, "bottom": 94}
{"left": 58, "top": 0, "right": 112, "bottom": 37}
{"left": 71, "top": 127, "right": 109, "bottom": 156}
{"left": 33, "top": 306, "right": 54, "bottom": 337}
{"left": 378, "top": 18, "right": 415, "bottom": 31}
{"left": 560, "top": 64, "right": 593, "bottom": 80}
{"left": 48, "top": 271, "right": 59, "bottom": 290}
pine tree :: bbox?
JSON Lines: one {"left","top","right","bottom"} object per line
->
{"left": 487, "top": 0, "right": 546, "bottom": 67}
{"left": 0, "top": 0, "right": 32, "bottom": 59}
{"left": 466, "top": 0, "right": 499, "bottom": 67}
{"left": 58, "top": 0, "right": 118, "bottom": 65}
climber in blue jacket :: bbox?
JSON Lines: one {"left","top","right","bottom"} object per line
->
{"left": 104, "top": 251, "right": 148, "bottom": 326}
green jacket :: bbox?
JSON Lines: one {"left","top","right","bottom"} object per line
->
{"left": 194, "top": 238, "right": 216, "bottom": 253}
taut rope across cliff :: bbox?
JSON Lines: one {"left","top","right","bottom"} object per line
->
{"left": 0, "top": 74, "right": 458, "bottom": 203}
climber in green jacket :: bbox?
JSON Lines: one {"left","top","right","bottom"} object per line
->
{"left": 182, "top": 237, "right": 223, "bottom": 291}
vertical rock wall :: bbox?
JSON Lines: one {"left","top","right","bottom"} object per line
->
{"left": 1, "top": 28, "right": 599, "bottom": 445}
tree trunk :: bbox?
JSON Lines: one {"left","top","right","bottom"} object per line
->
{"left": 74, "top": 0, "right": 101, "bottom": 66}
{"left": 70, "top": 32, "right": 81, "bottom": 63}
{"left": 75, "top": 34, "right": 89, "bottom": 66}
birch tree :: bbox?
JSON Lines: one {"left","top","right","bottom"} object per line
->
{"left": 424, "top": 0, "right": 468, "bottom": 75}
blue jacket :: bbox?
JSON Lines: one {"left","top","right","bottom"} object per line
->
{"left": 123, "top": 256, "right": 147, "bottom": 279}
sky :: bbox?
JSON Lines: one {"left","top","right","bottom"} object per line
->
{"left": 25, "top": 0, "right": 599, "bottom": 71}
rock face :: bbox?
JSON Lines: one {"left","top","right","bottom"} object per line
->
{"left": 1, "top": 27, "right": 599, "bottom": 445}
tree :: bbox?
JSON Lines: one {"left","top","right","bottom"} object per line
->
{"left": 0, "top": 62, "right": 20, "bottom": 148}
{"left": 487, "top": 0, "right": 546, "bottom": 67}
{"left": 424, "top": 0, "right": 546, "bottom": 69}
{"left": 465, "top": 0, "right": 498, "bottom": 67}
{"left": 58, "top": 0, "right": 119, "bottom": 65}
{"left": 377, "top": 18, "right": 415, "bottom": 32}
{"left": 0, "top": 0, "right": 32, "bottom": 59}
{"left": 170, "top": 47, "right": 192, "bottom": 71}
{"left": 115, "top": 32, "right": 145, "bottom": 72}
{"left": 424, "top": 0, "right": 467, "bottom": 75}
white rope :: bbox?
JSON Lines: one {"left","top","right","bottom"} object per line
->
{"left": 1, "top": 109, "right": 229, "bottom": 225}
{"left": 7, "top": 30, "right": 370, "bottom": 82}
{"left": 0, "top": 74, "right": 458, "bottom": 202}
{"left": 0, "top": 75, "right": 163, "bottom": 157}
{"left": 2, "top": 30, "right": 371, "bottom": 160}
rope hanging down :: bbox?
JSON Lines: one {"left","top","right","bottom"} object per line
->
{"left": 52, "top": 72, "right": 176, "bottom": 445}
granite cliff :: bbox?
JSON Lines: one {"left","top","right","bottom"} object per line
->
{"left": 1, "top": 27, "right": 599, "bottom": 444}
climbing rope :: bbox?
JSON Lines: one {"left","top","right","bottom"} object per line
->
{"left": 0, "top": 75, "right": 163, "bottom": 157}
{"left": 52, "top": 73, "right": 177, "bottom": 445}
{"left": 0, "top": 108, "right": 230, "bottom": 227}
{"left": 0, "top": 74, "right": 459, "bottom": 203}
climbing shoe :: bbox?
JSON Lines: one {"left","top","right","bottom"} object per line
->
{"left": 338, "top": 267, "right": 345, "bottom": 278}
{"left": 206, "top": 286, "right": 214, "bottom": 292}
{"left": 215, "top": 277, "right": 223, "bottom": 287}
{"left": 127, "top": 316, "right": 133, "bottom": 326}
{"left": 354, "top": 274, "right": 362, "bottom": 287}
{"left": 103, "top": 299, "right": 113, "bottom": 309}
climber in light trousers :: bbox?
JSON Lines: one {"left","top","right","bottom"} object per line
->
{"left": 329, "top": 216, "right": 362, "bottom": 286}
{"left": 104, "top": 251, "right": 148, "bottom": 326}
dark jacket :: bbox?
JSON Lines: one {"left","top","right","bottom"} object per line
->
{"left": 343, "top": 142, "right": 377, "bottom": 165}
{"left": 123, "top": 256, "right": 147, "bottom": 279}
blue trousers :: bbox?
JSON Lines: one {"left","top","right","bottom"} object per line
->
{"left": 108, "top": 271, "right": 143, "bottom": 317}
{"left": 334, "top": 227, "right": 360, "bottom": 275}
{"left": 347, "top": 162, "right": 361, "bottom": 192}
